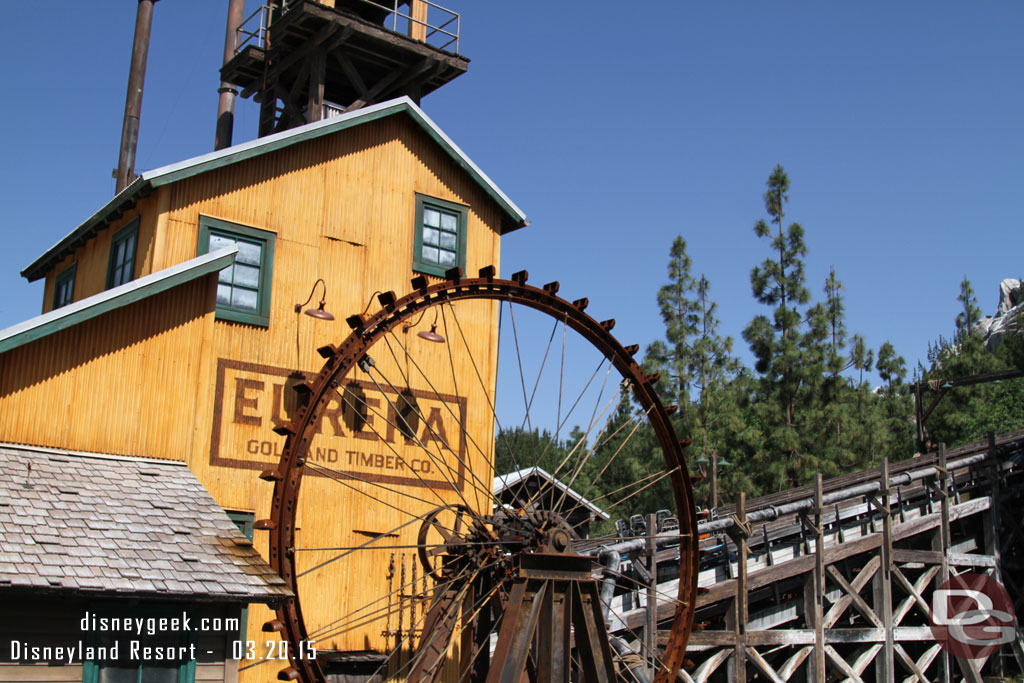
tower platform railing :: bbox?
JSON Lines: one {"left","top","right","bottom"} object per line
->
{"left": 235, "top": 0, "right": 460, "bottom": 55}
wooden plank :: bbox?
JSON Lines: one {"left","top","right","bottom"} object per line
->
{"left": 891, "top": 548, "right": 943, "bottom": 565}
{"left": 695, "top": 496, "right": 990, "bottom": 611}
{"left": 810, "top": 474, "right": 825, "bottom": 683}
{"left": 878, "top": 459, "right": 894, "bottom": 683}
{"left": 850, "top": 644, "right": 883, "bottom": 679}
{"left": 745, "top": 646, "right": 787, "bottom": 683}
{"left": 824, "top": 644, "right": 865, "bottom": 683}
{"left": 825, "top": 565, "right": 883, "bottom": 629}
{"left": 892, "top": 565, "right": 937, "bottom": 626}
{"left": 946, "top": 552, "right": 997, "bottom": 567}
{"left": 777, "top": 646, "right": 813, "bottom": 681}
{"left": 893, "top": 643, "right": 929, "bottom": 682}
{"left": 691, "top": 649, "right": 730, "bottom": 683}
{"left": 733, "top": 493, "right": 748, "bottom": 682}
{"left": 824, "top": 555, "right": 879, "bottom": 629}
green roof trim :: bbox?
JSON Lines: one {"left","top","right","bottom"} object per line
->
{"left": 22, "top": 97, "right": 527, "bottom": 282}
{"left": 0, "top": 247, "right": 237, "bottom": 355}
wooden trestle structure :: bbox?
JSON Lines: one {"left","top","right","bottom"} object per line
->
{"left": 597, "top": 430, "right": 1024, "bottom": 682}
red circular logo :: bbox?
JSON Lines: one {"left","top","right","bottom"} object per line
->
{"left": 930, "top": 572, "right": 1017, "bottom": 659}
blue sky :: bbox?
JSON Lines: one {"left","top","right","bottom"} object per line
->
{"left": 1, "top": 1, "right": 1021, "bottom": 394}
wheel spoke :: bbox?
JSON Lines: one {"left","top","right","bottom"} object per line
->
{"left": 266, "top": 276, "right": 697, "bottom": 683}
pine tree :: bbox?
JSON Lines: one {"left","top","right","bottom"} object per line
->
{"left": 744, "top": 164, "right": 811, "bottom": 428}
{"left": 743, "top": 165, "right": 814, "bottom": 490}
{"left": 644, "top": 236, "right": 700, "bottom": 417}
{"left": 955, "top": 276, "right": 982, "bottom": 341}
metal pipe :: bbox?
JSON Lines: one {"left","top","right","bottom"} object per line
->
{"left": 116, "top": 0, "right": 157, "bottom": 195}
{"left": 587, "top": 445, "right": 1014, "bottom": 558}
{"left": 696, "top": 449, "right": 994, "bottom": 535}
{"left": 597, "top": 546, "right": 620, "bottom": 624}
{"left": 215, "top": 0, "right": 246, "bottom": 150}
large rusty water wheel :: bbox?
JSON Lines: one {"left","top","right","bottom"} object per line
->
{"left": 259, "top": 267, "right": 699, "bottom": 682}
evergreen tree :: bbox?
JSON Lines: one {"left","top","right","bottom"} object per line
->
{"left": 744, "top": 164, "right": 811, "bottom": 428}
{"left": 743, "top": 165, "right": 813, "bottom": 490}
{"left": 644, "top": 236, "right": 700, "bottom": 418}
{"left": 920, "top": 277, "right": 1023, "bottom": 447}
{"left": 955, "top": 276, "right": 982, "bottom": 341}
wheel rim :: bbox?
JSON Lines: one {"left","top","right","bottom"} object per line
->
{"left": 262, "top": 268, "right": 699, "bottom": 682}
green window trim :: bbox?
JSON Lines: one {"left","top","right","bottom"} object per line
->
{"left": 81, "top": 603, "right": 197, "bottom": 683}
{"left": 413, "top": 194, "right": 467, "bottom": 277}
{"left": 53, "top": 263, "right": 76, "bottom": 309}
{"left": 106, "top": 218, "right": 140, "bottom": 289}
{"left": 198, "top": 216, "right": 276, "bottom": 328}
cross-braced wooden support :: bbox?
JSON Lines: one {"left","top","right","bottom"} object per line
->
{"left": 613, "top": 432, "right": 1024, "bottom": 683}
{"left": 221, "top": 0, "right": 469, "bottom": 137}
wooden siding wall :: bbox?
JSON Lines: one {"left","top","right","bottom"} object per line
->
{"left": 159, "top": 114, "right": 502, "bottom": 505}
{"left": 0, "top": 277, "right": 216, "bottom": 461}
{"left": 41, "top": 193, "right": 161, "bottom": 314}
{"left": 17, "top": 113, "right": 508, "bottom": 679}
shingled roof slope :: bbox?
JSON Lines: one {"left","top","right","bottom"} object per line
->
{"left": 0, "top": 444, "right": 290, "bottom": 603}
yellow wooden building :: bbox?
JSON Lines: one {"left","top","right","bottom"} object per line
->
{"left": 0, "top": 96, "right": 526, "bottom": 681}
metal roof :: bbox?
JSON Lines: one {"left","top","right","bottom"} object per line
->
{"left": 493, "top": 466, "right": 609, "bottom": 520}
{"left": 0, "top": 442, "right": 292, "bottom": 603}
{"left": 22, "top": 97, "right": 527, "bottom": 282}
{"left": 0, "top": 246, "right": 237, "bottom": 355}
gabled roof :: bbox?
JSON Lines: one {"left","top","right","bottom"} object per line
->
{"left": 0, "top": 246, "right": 237, "bottom": 355}
{"left": 0, "top": 443, "right": 291, "bottom": 603}
{"left": 493, "top": 466, "right": 609, "bottom": 520}
{"left": 22, "top": 97, "right": 527, "bottom": 282}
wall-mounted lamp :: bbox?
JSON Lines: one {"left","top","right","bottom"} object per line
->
{"left": 402, "top": 307, "right": 445, "bottom": 344}
{"left": 295, "top": 278, "right": 334, "bottom": 320}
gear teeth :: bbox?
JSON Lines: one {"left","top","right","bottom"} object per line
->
{"left": 346, "top": 314, "right": 366, "bottom": 331}
{"left": 377, "top": 291, "right": 396, "bottom": 309}
{"left": 444, "top": 266, "right": 463, "bottom": 282}
{"left": 317, "top": 344, "right": 337, "bottom": 359}
{"left": 411, "top": 275, "right": 428, "bottom": 292}
{"left": 644, "top": 372, "right": 660, "bottom": 384}
{"left": 263, "top": 619, "right": 285, "bottom": 633}
{"left": 572, "top": 297, "right": 589, "bottom": 311}
{"left": 511, "top": 270, "right": 528, "bottom": 284}
{"left": 254, "top": 519, "right": 277, "bottom": 530}
{"left": 624, "top": 344, "right": 639, "bottom": 356}
{"left": 599, "top": 318, "right": 615, "bottom": 331}
{"left": 259, "top": 470, "right": 282, "bottom": 482}
{"left": 478, "top": 265, "right": 496, "bottom": 279}
{"left": 277, "top": 668, "right": 300, "bottom": 681}
{"left": 665, "top": 404, "right": 678, "bottom": 415}
{"left": 690, "top": 474, "right": 705, "bottom": 483}
{"left": 543, "top": 281, "right": 560, "bottom": 295}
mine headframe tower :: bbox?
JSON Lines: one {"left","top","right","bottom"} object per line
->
{"left": 219, "top": 0, "right": 468, "bottom": 144}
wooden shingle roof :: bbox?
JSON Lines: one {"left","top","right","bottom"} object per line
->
{"left": 0, "top": 443, "right": 291, "bottom": 603}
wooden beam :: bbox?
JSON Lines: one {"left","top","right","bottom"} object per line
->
{"left": 629, "top": 496, "right": 992, "bottom": 630}
{"left": 892, "top": 548, "right": 943, "bottom": 565}
{"left": 745, "top": 646, "right": 786, "bottom": 683}
{"left": 824, "top": 555, "right": 880, "bottom": 629}
{"left": 810, "top": 474, "right": 825, "bottom": 683}
{"left": 824, "top": 645, "right": 865, "bottom": 683}
{"left": 307, "top": 46, "right": 326, "bottom": 122}
{"left": 333, "top": 49, "right": 368, "bottom": 98}
{"left": 877, "top": 459, "right": 894, "bottom": 683}
{"left": 732, "top": 493, "right": 748, "bottom": 681}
